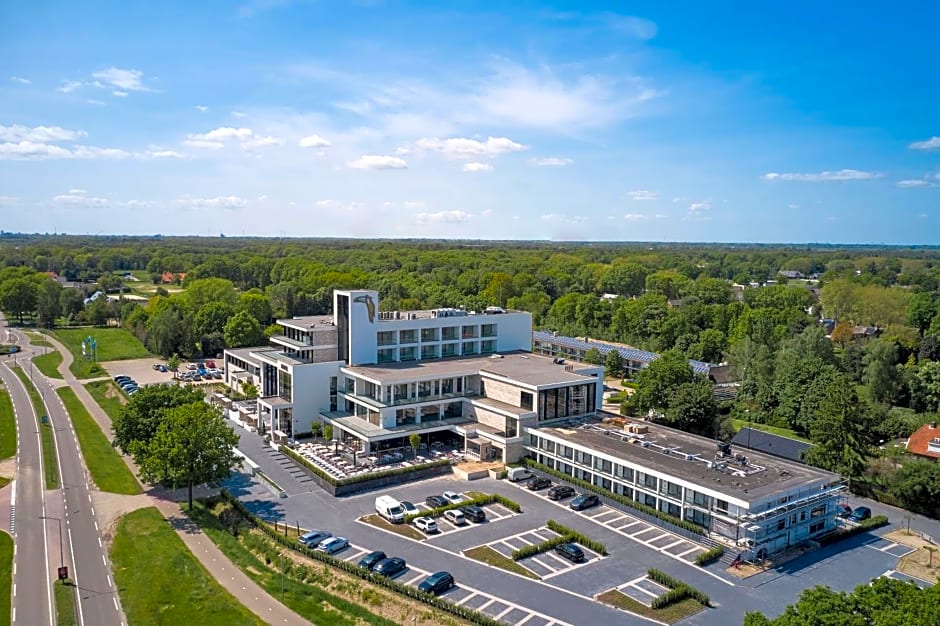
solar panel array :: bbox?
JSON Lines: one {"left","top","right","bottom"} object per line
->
{"left": 532, "top": 330, "right": 712, "bottom": 375}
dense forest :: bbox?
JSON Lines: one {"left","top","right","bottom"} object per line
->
{"left": 2, "top": 234, "right": 940, "bottom": 519}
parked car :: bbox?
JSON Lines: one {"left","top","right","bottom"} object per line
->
{"left": 127, "top": 388, "right": 138, "bottom": 396}
{"left": 547, "top": 485, "right": 575, "bottom": 500}
{"left": 186, "top": 363, "right": 197, "bottom": 370}
{"left": 418, "top": 571, "right": 455, "bottom": 595}
{"left": 206, "top": 360, "right": 216, "bottom": 369}
{"left": 413, "top": 517, "right": 439, "bottom": 534}
{"left": 836, "top": 504, "right": 853, "bottom": 519}
{"left": 212, "top": 370, "right": 223, "bottom": 379}
{"left": 158, "top": 364, "right": 168, "bottom": 372}
{"left": 316, "top": 537, "right": 349, "bottom": 554}
{"left": 526, "top": 477, "right": 552, "bottom": 491}
{"left": 298, "top": 530, "right": 331, "bottom": 547}
{"left": 400, "top": 501, "right": 419, "bottom": 516}
{"left": 442, "top": 490, "right": 465, "bottom": 505}
{"left": 569, "top": 494, "right": 600, "bottom": 511}
{"left": 114, "top": 375, "right": 131, "bottom": 383}
{"left": 554, "top": 542, "right": 586, "bottom": 563}
{"left": 373, "top": 557, "right": 407, "bottom": 578}
{"left": 443, "top": 509, "right": 467, "bottom": 526}
{"left": 425, "top": 495, "right": 448, "bottom": 508}
{"left": 459, "top": 504, "right": 486, "bottom": 523}
{"left": 849, "top": 506, "right": 872, "bottom": 523}
{"left": 152, "top": 363, "right": 162, "bottom": 371}
{"left": 357, "top": 550, "right": 386, "bottom": 570}
{"left": 192, "top": 374, "right": 203, "bottom": 381}
{"left": 507, "top": 467, "right": 534, "bottom": 482}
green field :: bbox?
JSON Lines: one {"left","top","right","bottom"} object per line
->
{"left": 54, "top": 580, "right": 77, "bottom": 626}
{"left": 11, "top": 366, "right": 59, "bottom": 489}
{"left": 32, "top": 349, "right": 64, "bottom": 379}
{"left": 0, "top": 532, "right": 12, "bottom": 626}
{"left": 56, "top": 387, "right": 141, "bottom": 495}
{"left": 52, "top": 328, "right": 150, "bottom": 379}
{"left": 0, "top": 391, "right": 15, "bottom": 460}
{"left": 85, "top": 380, "right": 126, "bottom": 422}
{"left": 110, "top": 508, "right": 262, "bottom": 626}
{"left": 729, "top": 419, "right": 811, "bottom": 443}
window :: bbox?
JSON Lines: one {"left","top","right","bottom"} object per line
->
{"left": 377, "top": 330, "right": 396, "bottom": 346}
{"left": 399, "top": 329, "right": 417, "bottom": 344}
{"left": 442, "top": 326, "right": 458, "bottom": 341}
{"left": 810, "top": 505, "right": 825, "bottom": 518}
{"left": 420, "top": 328, "right": 438, "bottom": 342}
{"left": 400, "top": 346, "right": 416, "bottom": 361}
{"left": 776, "top": 519, "right": 786, "bottom": 531}
{"left": 505, "top": 416, "right": 518, "bottom": 438}
{"left": 809, "top": 521, "right": 825, "bottom": 534}
{"left": 715, "top": 499, "right": 729, "bottom": 514}
{"left": 520, "top": 391, "right": 533, "bottom": 410}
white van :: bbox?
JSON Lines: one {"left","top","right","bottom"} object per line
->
{"left": 375, "top": 495, "right": 406, "bottom": 524}
{"left": 507, "top": 467, "right": 534, "bottom": 482}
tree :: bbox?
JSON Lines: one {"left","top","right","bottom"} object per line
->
{"left": 323, "top": 423, "right": 333, "bottom": 442}
{"left": 112, "top": 384, "right": 205, "bottom": 454}
{"left": 830, "top": 321, "right": 854, "bottom": 348}
{"left": 138, "top": 402, "right": 240, "bottom": 510}
{"left": 409, "top": 433, "right": 421, "bottom": 458}
{"left": 604, "top": 349, "right": 624, "bottom": 378}
{"left": 147, "top": 304, "right": 195, "bottom": 357}
{"left": 224, "top": 310, "right": 264, "bottom": 348}
{"left": 888, "top": 459, "right": 940, "bottom": 519}
{"left": 167, "top": 354, "right": 181, "bottom": 372}
{"left": 310, "top": 421, "right": 322, "bottom": 439}
{"left": 913, "top": 361, "right": 940, "bottom": 412}
{"left": 664, "top": 378, "right": 719, "bottom": 436}
{"left": 804, "top": 375, "right": 872, "bottom": 480}
{"left": 600, "top": 262, "right": 647, "bottom": 297}
{"left": 906, "top": 291, "right": 937, "bottom": 334}
{"left": 0, "top": 277, "right": 38, "bottom": 324}
{"left": 237, "top": 292, "right": 273, "bottom": 327}
{"left": 185, "top": 277, "right": 237, "bottom": 311}
{"left": 36, "top": 278, "right": 62, "bottom": 328}
{"left": 241, "top": 382, "right": 258, "bottom": 399}
{"left": 635, "top": 350, "right": 694, "bottom": 413}
{"left": 194, "top": 301, "right": 234, "bottom": 337}
{"left": 582, "top": 347, "right": 604, "bottom": 366}
{"left": 862, "top": 338, "right": 901, "bottom": 404}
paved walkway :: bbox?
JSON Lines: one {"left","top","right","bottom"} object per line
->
{"left": 40, "top": 331, "right": 311, "bottom": 626}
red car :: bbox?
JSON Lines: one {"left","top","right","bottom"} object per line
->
{"left": 205, "top": 360, "right": 216, "bottom": 369}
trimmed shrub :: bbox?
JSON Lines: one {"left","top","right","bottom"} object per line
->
{"left": 524, "top": 459, "right": 706, "bottom": 535}
{"left": 545, "top": 520, "right": 608, "bottom": 556}
{"left": 647, "top": 568, "right": 710, "bottom": 607}
{"left": 404, "top": 493, "right": 521, "bottom": 524}
{"left": 816, "top": 515, "right": 889, "bottom": 546}
{"left": 694, "top": 545, "right": 725, "bottom": 566}
{"left": 512, "top": 536, "right": 571, "bottom": 561}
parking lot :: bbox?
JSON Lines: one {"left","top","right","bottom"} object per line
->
{"left": 483, "top": 525, "right": 604, "bottom": 579}
{"left": 99, "top": 357, "right": 175, "bottom": 386}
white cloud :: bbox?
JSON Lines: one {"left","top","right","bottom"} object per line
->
{"left": 684, "top": 201, "right": 712, "bottom": 221}
{"left": 68, "top": 188, "right": 87, "bottom": 194}
{"left": 112, "top": 90, "right": 129, "bottom": 97}
{"left": 232, "top": 111, "right": 248, "bottom": 118}
{"left": 529, "top": 157, "right": 572, "bottom": 167}
{"left": 348, "top": 154, "right": 408, "bottom": 170}
{"left": 403, "top": 201, "right": 425, "bottom": 209}
{"left": 787, "top": 203, "right": 800, "bottom": 209}
{"left": 91, "top": 67, "right": 150, "bottom": 92}
{"left": 0, "top": 124, "right": 86, "bottom": 143}
{"left": 688, "top": 201, "right": 711, "bottom": 212}
{"left": 242, "top": 135, "right": 281, "bottom": 149}
{"left": 10, "top": 76, "right": 31, "bottom": 84}
{"left": 623, "top": 213, "right": 648, "bottom": 220}
{"left": 299, "top": 134, "right": 331, "bottom": 148}
{"left": 909, "top": 136, "right": 940, "bottom": 151}
{"left": 256, "top": 194, "right": 268, "bottom": 201}
{"left": 415, "top": 210, "right": 471, "bottom": 223}
{"left": 195, "top": 105, "right": 209, "bottom": 112}
{"left": 626, "top": 189, "right": 657, "bottom": 201}
{"left": 897, "top": 179, "right": 929, "bottom": 188}
{"left": 463, "top": 162, "right": 493, "bottom": 172}
{"left": 56, "top": 80, "right": 83, "bottom": 93}
{"left": 177, "top": 195, "right": 247, "bottom": 210}
{"left": 145, "top": 149, "right": 185, "bottom": 158}
{"left": 183, "top": 127, "right": 262, "bottom": 150}
{"left": 53, "top": 192, "right": 109, "bottom": 207}
{"left": 409, "top": 136, "right": 527, "bottom": 159}
{"left": 761, "top": 169, "right": 881, "bottom": 182}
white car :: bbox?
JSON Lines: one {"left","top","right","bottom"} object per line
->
{"left": 443, "top": 509, "right": 467, "bottom": 526}
{"left": 413, "top": 516, "right": 439, "bottom": 534}
{"left": 442, "top": 490, "right": 466, "bottom": 505}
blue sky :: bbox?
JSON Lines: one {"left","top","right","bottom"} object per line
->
{"left": 1, "top": 1, "right": 938, "bottom": 242}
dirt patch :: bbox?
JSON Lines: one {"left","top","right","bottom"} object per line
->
{"left": 0, "top": 458, "right": 16, "bottom": 479}
{"left": 102, "top": 382, "right": 128, "bottom": 405}
{"left": 456, "top": 461, "right": 503, "bottom": 473}
{"left": 726, "top": 543, "right": 817, "bottom": 579}
{"left": 92, "top": 491, "right": 153, "bottom": 544}
{"left": 884, "top": 529, "right": 940, "bottom": 583}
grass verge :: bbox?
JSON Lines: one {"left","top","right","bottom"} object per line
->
{"left": 54, "top": 580, "right": 77, "bottom": 626}
{"left": 0, "top": 532, "right": 12, "bottom": 626}
{"left": 190, "top": 500, "right": 468, "bottom": 626}
{"left": 32, "top": 350, "right": 63, "bottom": 379}
{"left": 52, "top": 328, "right": 150, "bottom": 379}
{"left": 463, "top": 545, "right": 540, "bottom": 580}
{"left": 359, "top": 514, "right": 427, "bottom": 541}
{"left": 111, "top": 507, "right": 262, "bottom": 626}
{"left": 596, "top": 589, "right": 704, "bottom": 624}
{"left": 0, "top": 478, "right": 9, "bottom": 489}
{"left": 85, "top": 380, "right": 126, "bottom": 422}
{"left": 56, "top": 387, "right": 141, "bottom": 495}
{"left": 0, "top": 390, "right": 15, "bottom": 460}
{"left": 11, "top": 366, "right": 58, "bottom": 489}
{"left": 729, "top": 418, "right": 811, "bottom": 443}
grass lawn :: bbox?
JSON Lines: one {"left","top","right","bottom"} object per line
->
{"left": 0, "top": 478, "right": 9, "bottom": 489}
{"left": 111, "top": 507, "right": 262, "bottom": 626}
{"left": 359, "top": 514, "right": 426, "bottom": 541}
{"left": 729, "top": 418, "right": 811, "bottom": 443}
{"left": 0, "top": 390, "right": 15, "bottom": 460}
{"left": 596, "top": 589, "right": 705, "bottom": 624}
{"left": 0, "top": 532, "right": 12, "bottom": 626}
{"left": 51, "top": 328, "right": 150, "bottom": 379}
{"left": 32, "top": 349, "right": 64, "bottom": 379}
{"left": 56, "top": 387, "right": 141, "bottom": 495}
{"left": 54, "top": 580, "right": 77, "bottom": 626}
{"left": 11, "top": 366, "right": 58, "bottom": 489}
{"left": 85, "top": 380, "right": 127, "bottom": 422}
{"left": 463, "top": 545, "right": 540, "bottom": 579}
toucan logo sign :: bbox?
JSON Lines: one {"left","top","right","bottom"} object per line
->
{"left": 353, "top": 294, "right": 375, "bottom": 323}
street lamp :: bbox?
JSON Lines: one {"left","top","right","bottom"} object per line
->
{"left": 39, "top": 515, "right": 65, "bottom": 576}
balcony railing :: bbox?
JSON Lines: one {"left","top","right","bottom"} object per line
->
{"left": 343, "top": 390, "right": 479, "bottom": 409}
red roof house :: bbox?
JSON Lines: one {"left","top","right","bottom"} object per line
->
{"left": 906, "top": 423, "right": 940, "bottom": 461}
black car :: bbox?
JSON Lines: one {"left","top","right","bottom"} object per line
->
{"left": 114, "top": 375, "right": 131, "bottom": 383}
{"left": 526, "top": 477, "right": 552, "bottom": 491}
{"left": 835, "top": 504, "right": 853, "bottom": 519}
{"left": 569, "top": 494, "right": 600, "bottom": 511}
{"left": 418, "top": 571, "right": 454, "bottom": 595}
{"left": 459, "top": 505, "right": 486, "bottom": 523}
{"left": 554, "top": 542, "right": 585, "bottom": 563}
{"left": 357, "top": 550, "right": 387, "bottom": 570}
{"left": 547, "top": 485, "right": 575, "bottom": 500}
{"left": 849, "top": 506, "right": 872, "bottom": 523}
{"left": 373, "top": 557, "right": 407, "bottom": 578}
{"left": 425, "top": 495, "right": 448, "bottom": 509}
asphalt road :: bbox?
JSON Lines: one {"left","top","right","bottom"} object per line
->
{"left": 4, "top": 319, "right": 123, "bottom": 626}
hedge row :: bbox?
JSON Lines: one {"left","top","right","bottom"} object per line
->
{"left": 512, "top": 535, "right": 572, "bottom": 561}
{"left": 523, "top": 459, "right": 707, "bottom": 535}
{"left": 647, "top": 568, "right": 710, "bottom": 608}
{"left": 817, "top": 515, "right": 889, "bottom": 547}
{"left": 693, "top": 545, "right": 725, "bottom": 566}
{"left": 218, "top": 490, "right": 504, "bottom": 626}
{"left": 403, "top": 494, "right": 521, "bottom": 524}
{"left": 282, "top": 445, "right": 451, "bottom": 487}
{"left": 545, "top": 520, "right": 609, "bottom": 556}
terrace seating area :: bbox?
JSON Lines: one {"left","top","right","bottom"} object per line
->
{"left": 291, "top": 439, "right": 466, "bottom": 479}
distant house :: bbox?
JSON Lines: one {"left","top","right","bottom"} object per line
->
{"left": 906, "top": 423, "right": 940, "bottom": 461}
{"left": 83, "top": 290, "right": 105, "bottom": 306}
{"left": 851, "top": 325, "right": 882, "bottom": 340}
{"left": 779, "top": 270, "right": 804, "bottom": 279}
{"left": 160, "top": 271, "right": 186, "bottom": 284}
{"left": 707, "top": 364, "right": 741, "bottom": 400}
{"left": 600, "top": 293, "right": 621, "bottom": 301}
{"left": 731, "top": 427, "right": 812, "bottom": 463}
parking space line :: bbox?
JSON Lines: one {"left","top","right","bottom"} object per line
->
{"left": 659, "top": 539, "right": 686, "bottom": 551}
{"left": 515, "top": 614, "right": 534, "bottom": 626}
{"left": 455, "top": 592, "right": 477, "bottom": 606}
{"left": 478, "top": 598, "right": 496, "bottom": 611}
{"left": 602, "top": 514, "right": 627, "bottom": 526}
{"left": 617, "top": 520, "right": 641, "bottom": 530}
{"left": 542, "top": 555, "right": 604, "bottom": 581}
{"left": 404, "top": 572, "right": 426, "bottom": 585}
{"left": 879, "top": 542, "right": 898, "bottom": 552}
{"left": 529, "top": 556, "right": 555, "bottom": 572}
{"left": 646, "top": 532, "right": 672, "bottom": 544}
{"left": 495, "top": 605, "right": 515, "bottom": 620}
{"left": 542, "top": 552, "right": 571, "bottom": 568}
{"left": 616, "top": 575, "right": 649, "bottom": 591}
{"left": 676, "top": 546, "right": 701, "bottom": 558}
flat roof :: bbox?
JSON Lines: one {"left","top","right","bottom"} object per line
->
{"left": 472, "top": 396, "right": 533, "bottom": 417}
{"left": 277, "top": 315, "right": 336, "bottom": 330}
{"left": 534, "top": 418, "right": 838, "bottom": 501}
{"left": 344, "top": 352, "right": 600, "bottom": 387}
{"left": 225, "top": 346, "right": 265, "bottom": 366}
{"left": 533, "top": 330, "right": 713, "bottom": 375}
{"left": 325, "top": 412, "right": 471, "bottom": 439}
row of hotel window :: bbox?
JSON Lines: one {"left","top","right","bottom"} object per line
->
{"left": 378, "top": 341, "right": 499, "bottom": 362}
{"left": 377, "top": 325, "right": 499, "bottom": 346}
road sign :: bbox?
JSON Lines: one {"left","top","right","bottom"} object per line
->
{"left": 57, "top": 566, "right": 68, "bottom": 580}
